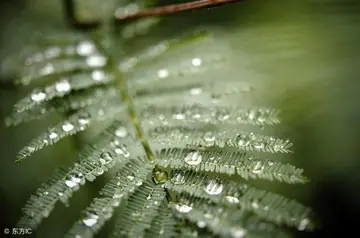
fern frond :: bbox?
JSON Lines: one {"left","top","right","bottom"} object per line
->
{"left": 148, "top": 126, "right": 293, "bottom": 153}
{"left": 16, "top": 102, "right": 126, "bottom": 161}
{"left": 170, "top": 196, "right": 288, "bottom": 238}
{"left": 141, "top": 105, "right": 280, "bottom": 127}
{"left": 17, "top": 120, "right": 140, "bottom": 228}
{"left": 14, "top": 69, "right": 114, "bottom": 113}
{"left": 66, "top": 158, "right": 153, "bottom": 238}
{"left": 111, "top": 180, "right": 166, "bottom": 238}
{"left": 6, "top": 86, "right": 119, "bottom": 127}
{"left": 155, "top": 148, "right": 307, "bottom": 183}
{"left": 144, "top": 201, "right": 178, "bottom": 238}
{"left": 164, "top": 171, "right": 312, "bottom": 230}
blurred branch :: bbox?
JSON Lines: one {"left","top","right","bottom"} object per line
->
{"left": 63, "top": 0, "right": 243, "bottom": 29}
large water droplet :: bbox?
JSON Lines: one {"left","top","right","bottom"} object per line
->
{"left": 62, "top": 122, "right": 74, "bottom": 132}
{"left": 230, "top": 227, "right": 247, "bottom": 238}
{"left": 99, "top": 152, "right": 113, "bottom": 165}
{"left": 115, "top": 127, "right": 128, "bottom": 138}
{"left": 171, "top": 172, "right": 186, "bottom": 185}
{"left": 190, "top": 87, "right": 203, "bottom": 95}
{"left": 197, "top": 221, "right": 206, "bottom": 228}
{"left": 76, "top": 41, "right": 96, "bottom": 56}
{"left": 184, "top": 151, "right": 202, "bottom": 166}
{"left": 31, "top": 90, "right": 46, "bottom": 102}
{"left": 237, "top": 134, "right": 250, "bottom": 147}
{"left": 55, "top": 79, "right": 71, "bottom": 93}
{"left": 174, "top": 203, "right": 193, "bottom": 213}
{"left": 65, "top": 172, "right": 83, "bottom": 188}
{"left": 82, "top": 213, "right": 99, "bottom": 227}
{"left": 94, "top": 167, "right": 104, "bottom": 175}
{"left": 224, "top": 195, "right": 240, "bottom": 204}
{"left": 203, "top": 132, "right": 215, "bottom": 142}
{"left": 78, "top": 112, "right": 91, "bottom": 125}
{"left": 173, "top": 113, "right": 185, "bottom": 120}
{"left": 204, "top": 179, "right": 223, "bottom": 195}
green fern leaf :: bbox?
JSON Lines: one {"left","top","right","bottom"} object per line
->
{"left": 5, "top": 1, "right": 317, "bottom": 237}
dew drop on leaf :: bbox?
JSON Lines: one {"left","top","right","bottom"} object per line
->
{"left": 174, "top": 203, "right": 193, "bottom": 213}
{"left": 224, "top": 195, "right": 240, "bottom": 204}
{"left": 114, "top": 144, "right": 130, "bottom": 157}
{"left": 184, "top": 151, "right": 202, "bottom": 166}
{"left": 31, "top": 90, "right": 46, "bottom": 102}
{"left": 197, "top": 221, "right": 206, "bottom": 228}
{"left": 86, "top": 55, "right": 107, "bottom": 67}
{"left": 55, "top": 79, "right": 71, "bottom": 93}
{"left": 157, "top": 68, "right": 169, "bottom": 78}
{"left": 203, "top": 132, "right": 215, "bottom": 142}
{"left": 48, "top": 130, "right": 58, "bottom": 139}
{"left": 204, "top": 179, "right": 223, "bottom": 195}
{"left": 171, "top": 172, "right": 186, "bottom": 185}
{"left": 189, "top": 87, "right": 203, "bottom": 95}
{"left": 126, "top": 174, "right": 135, "bottom": 182}
{"left": 230, "top": 227, "right": 247, "bottom": 238}
{"left": 62, "top": 121, "right": 74, "bottom": 132}
{"left": 91, "top": 70, "right": 106, "bottom": 81}
{"left": 298, "top": 218, "right": 310, "bottom": 231}
{"left": 78, "top": 112, "right": 91, "bottom": 125}
{"left": 99, "top": 152, "right": 113, "bottom": 165}
{"left": 94, "top": 167, "right": 104, "bottom": 175}
{"left": 82, "top": 213, "right": 99, "bottom": 227}
{"left": 76, "top": 41, "right": 96, "bottom": 56}
{"left": 191, "top": 58, "right": 202, "bottom": 67}
{"left": 115, "top": 127, "right": 128, "bottom": 138}
{"left": 173, "top": 113, "right": 185, "bottom": 120}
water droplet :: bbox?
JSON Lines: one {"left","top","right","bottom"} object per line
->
{"left": 192, "top": 58, "right": 202, "bottom": 67}
{"left": 31, "top": 90, "right": 46, "bottom": 102}
{"left": 78, "top": 112, "right": 91, "bottom": 125}
{"left": 237, "top": 134, "right": 250, "bottom": 147}
{"left": 114, "top": 3, "right": 139, "bottom": 18}
{"left": 204, "top": 179, "right": 223, "bottom": 195}
{"left": 114, "top": 144, "right": 130, "bottom": 157}
{"left": 62, "top": 121, "right": 74, "bottom": 132}
{"left": 203, "top": 132, "right": 215, "bottom": 142}
{"left": 94, "top": 167, "right": 104, "bottom": 175}
{"left": 224, "top": 196, "right": 240, "bottom": 204}
{"left": 135, "top": 180, "right": 143, "bottom": 186}
{"left": 173, "top": 113, "right": 185, "bottom": 120}
{"left": 48, "top": 130, "right": 58, "bottom": 139}
{"left": 190, "top": 87, "right": 203, "bottom": 95}
{"left": 252, "top": 161, "right": 265, "bottom": 174}
{"left": 184, "top": 151, "right": 202, "bottom": 166}
{"left": 298, "top": 218, "right": 310, "bottom": 231}
{"left": 86, "top": 55, "right": 107, "bottom": 67}
{"left": 126, "top": 174, "right": 135, "bottom": 182}
{"left": 115, "top": 127, "right": 128, "bottom": 137}
{"left": 91, "top": 69, "right": 106, "bottom": 81}
{"left": 251, "top": 201, "right": 259, "bottom": 209}
{"left": 76, "top": 41, "right": 96, "bottom": 56}
{"left": 55, "top": 79, "right": 71, "bottom": 93}
{"left": 99, "top": 152, "right": 113, "bottom": 165}
{"left": 82, "top": 213, "right": 99, "bottom": 227}
{"left": 230, "top": 227, "right": 247, "bottom": 238}
{"left": 171, "top": 172, "right": 186, "bottom": 185}
{"left": 65, "top": 172, "right": 83, "bottom": 188}
{"left": 197, "top": 221, "right": 206, "bottom": 228}
{"left": 40, "top": 63, "right": 54, "bottom": 75}
{"left": 157, "top": 68, "right": 169, "bottom": 78}
{"left": 174, "top": 203, "right": 192, "bottom": 213}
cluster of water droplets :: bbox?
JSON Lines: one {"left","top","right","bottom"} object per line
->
{"left": 184, "top": 151, "right": 203, "bottom": 166}
{"left": 235, "top": 133, "right": 291, "bottom": 153}
{"left": 203, "top": 179, "right": 224, "bottom": 196}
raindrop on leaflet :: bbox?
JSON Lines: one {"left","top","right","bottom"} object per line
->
{"left": 86, "top": 55, "right": 107, "bottom": 67}
{"left": 82, "top": 213, "right": 99, "bottom": 227}
{"left": 203, "top": 132, "right": 215, "bottom": 142}
{"left": 78, "top": 112, "right": 91, "bottom": 125}
{"left": 94, "top": 167, "right": 104, "bottom": 176}
{"left": 191, "top": 58, "right": 202, "bottom": 67}
{"left": 224, "top": 195, "right": 240, "bottom": 205}
{"left": 91, "top": 69, "right": 106, "bottom": 81}
{"left": 55, "top": 78, "right": 71, "bottom": 93}
{"left": 114, "top": 144, "right": 130, "bottom": 157}
{"left": 184, "top": 151, "right": 202, "bottom": 166}
{"left": 157, "top": 68, "right": 169, "bottom": 79}
{"left": 65, "top": 172, "right": 84, "bottom": 188}
{"left": 115, "top": 126, "right": 128, "bottom": 138}
{"left": 76, "top": 41, "right": 96, "bottom": 56}
{"left": 174, "top": 203, "right": 193, "bottom": 213}
{"left": 99, "top": 152, "right": 113, "bottom": 165}
{"left": 204, "top": 179, "right": 224, "bottom": 196}
{"left": 171, "top": 172, "right": 186, "bottom": 185}
{"left": 230, "top": 227, "right": 247, "bottom": 238}
{"left": 298, "top": 218, "right": 310, "bottom": 231}
{"left": 189, "top": 87, "right": 203, "bottom": 96}
{"left": 126, "top": 174, "right": 135, "bottom": 182}
{"left": 31, "top": 90, "right": 46, "bottom": 102}
{"left": 62, "top": 121, "right": 74, "bottom": 132}
{"left": 48, "top": 130, "right": 58, "bottom": 139}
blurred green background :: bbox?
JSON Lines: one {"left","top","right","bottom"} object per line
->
{"left": 1, "top": 0, "right": 360, "bottom": 237}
